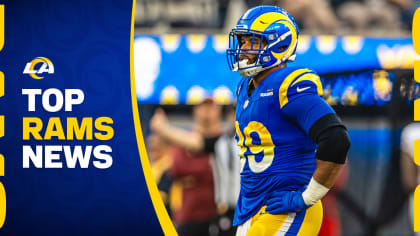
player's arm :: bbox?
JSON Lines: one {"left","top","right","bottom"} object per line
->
{"left": 302, "top": 113, "right": 350, "bottom": 205}
{"left": 401, "top": 151, "right": 418, "bottom": 192}
{"left": 150, "top": 108, "right": 220, "bottom": 153}
{"left": 400, "top": 126, "right": 419, "bottom": 193}
{"left": 267, "top": 70, "right": 350, "bottom": 213}
{"left": 150, "top": 108, "right": 204, "bottom": 152}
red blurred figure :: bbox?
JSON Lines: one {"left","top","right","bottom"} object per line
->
{"left": 319, "top": 164, "right": 348, "bottom": 236}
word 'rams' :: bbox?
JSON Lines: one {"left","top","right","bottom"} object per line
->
{"left": 23, "top": 117, "right": 114, "bottom": 140}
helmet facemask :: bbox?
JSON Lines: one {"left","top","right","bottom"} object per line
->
{"left": 227, "top": 31, "right": 270, "bottom": 77}
{"left": 227, "top": 27, "right": 296, "bottom": 77}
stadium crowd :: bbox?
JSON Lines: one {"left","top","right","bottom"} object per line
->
{"left": 135, "top": 0, "right": 417, "bottom": 35}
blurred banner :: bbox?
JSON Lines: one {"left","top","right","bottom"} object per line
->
{"left": 135, "top": 35, "right": 413, "bottom": 105}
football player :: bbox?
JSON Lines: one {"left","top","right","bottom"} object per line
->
{"left": 226, "top": 5, "right": 351, "bottom": 236}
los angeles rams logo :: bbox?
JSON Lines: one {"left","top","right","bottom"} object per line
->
{"left": 23, "top": 57, "right": 54, "bottom": 79}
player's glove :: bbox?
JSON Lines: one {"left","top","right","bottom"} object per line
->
{"left": 265, "top": 188, "right": 309, "bottom": 214}
{"left": 266, "top": 178, "right": 330, "bottom": 214}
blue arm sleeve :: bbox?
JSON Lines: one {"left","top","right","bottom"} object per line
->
{"left": 282, "top": 94, "right": 335, "bottom": 134}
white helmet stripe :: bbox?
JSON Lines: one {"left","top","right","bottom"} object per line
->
{"left": 268, "top": 31, "right": 292, "bottom": 48}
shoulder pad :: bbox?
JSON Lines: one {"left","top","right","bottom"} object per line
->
{"left": 279, "top": 67, "right": 323, "bottom": 108}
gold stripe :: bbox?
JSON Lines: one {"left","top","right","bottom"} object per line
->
{"left": 0, "top": 116, "right": 3, "bottom": 138}
{"left": 129, "top": 0, "right": 177, "bottom": 234}
{"left": 416, "top": 1, "right": 420, "bottom": 152}
{"left": 0, "top": 5, "right": 4, "bottom": 51}
{"left": 415, "top": 99, "right": 420, "bottom": 121}
{"left": 0, "top": 5, "right": 4, "bottom": 231}
{"left": 415, "top": 60, "right": 420, "bottom": 83}
{"left": 0, "top": 71, "right": 4, "bottom": 97}
{"left": 415, "top": 139, "right": 420, "bottom": 166}
{"left": 0, "top": 182, "right": 5, "bottom": 229}
{"left": 414, "top": 8, "right": 420, "bottom": 85}
{"left": 415, "top": 185, "right": 420, "bottom": 232}
{"left": 413, "top": 8, "right": 420, "bottom": 54}
{"left": 290, "top": 73, "right": 323, "bottom": 96}
{"left": 279, "top": 69, "right": 312, "bottom": 108}
{"left": 0, "top": 154, "right": 3, "bottom": 176}
{"left": 297, "top": 201, "right": 323, "bottom": 236}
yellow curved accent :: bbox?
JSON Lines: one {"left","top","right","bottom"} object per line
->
{"left": 29, "top": 58, "right": 46, "bottom": 79}
{"left": 413, "top": 10, "right": 420, "bottom": 233}
{"left": 129, "top": 1, "right": 177, "bottom": 235}
{"left": 0, "top": 71, "right": 4, "bottom": 97}
{"left": 0, "top": 182, "right": 5, "bottom": 229}
{"left": 413, "top": 8, "right": 420, "bottom": 54}
{"left": 0, "top": 5, "right": 4, "bottom": 51}
{"left": 279, "top": 69, "right": 311, "bottom": 108}
{"left": 414, "top": 8, "right": 420, "bottom": 83}
{"left": 415, "top": 185, "right": 420, "bottom": 232}
{"left": 0, "top": 154, "right": 3, "bottom": 176}
{"left": 28, "top": 57, "right": 54, "bottom": 79}
{"left": 36, "top": 57, "right": 52, "bottom": 66}
{"left": 415, "top": 139, "right": 420, "bottom": 166}
{"left": 416, "top": 99, "right": 420, "bottom": 121}
{"left": 290, "top": 73, "right": 323, "bottom": 96}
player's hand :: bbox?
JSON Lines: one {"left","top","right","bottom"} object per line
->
{"left": 266, "top": 189, "right": 310, "bottom": 214}
{"left": 150, "top": 108, "right": 169, "bottom": 134}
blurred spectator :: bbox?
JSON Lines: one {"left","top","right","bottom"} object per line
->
{"left": 150, "top": 99, "right": 223, "bottom": 236}
{"left": 135, "top": 0, "right": 164, "bottom": 27}
{"left": 151, "top": 99, "right": 241, "bottom": 236}
{"left": 212, "top": 105, "right": 241, "bottom": 236}
{"left": 147, "top": 133, "right": 175, "bottom": 215}
{"left": 246, "top": 0, "right": 340, "bottom": 33}
{"left": 135, "top": 0, "right": 414, "bottom": 35}
{"left": 148, "top": 133, "right": 172, "bottom": 186}
{"left": 218, "top": 0, "right": 231, "bottom": 28}
{"left": 136, "top": 0, "right": 221, "bottom": 29}
{"left": 336, "top": 0, "right": 403, "bottom": 34}
{"left": 387, "top": 0, "right": 419, "bottom": 30}
{"left": 276, "top": 0, "right": 339, "bottom": 34}
{"left": 319, "top": 164, "right": 349, "bottom": 236}
{"left": 400, "top": 122, "right": 420, "bottom": 236}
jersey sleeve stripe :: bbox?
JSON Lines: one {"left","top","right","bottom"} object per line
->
{"left": 290, "top": 73, "right": 323, "bottom": 97}
{"left": 278, "top": 68, "right": 312, "bottom": 108}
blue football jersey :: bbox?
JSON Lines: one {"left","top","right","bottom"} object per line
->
{"left": 233, "top": 66, "right": 335, "bottom": 226}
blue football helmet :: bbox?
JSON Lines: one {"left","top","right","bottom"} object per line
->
{"left": 226, "top": 5, "right": 299, "bottom": 77}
